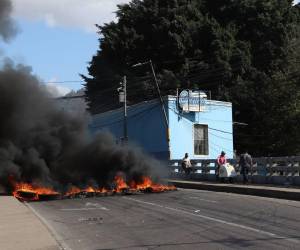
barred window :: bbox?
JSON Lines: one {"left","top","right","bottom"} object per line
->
{"left": 194, "top": 124, "right": 209, "bottom": 155}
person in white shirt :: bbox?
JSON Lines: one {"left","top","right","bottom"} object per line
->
{"left": 182, "top": 153, "right": 192, "bottom": 174}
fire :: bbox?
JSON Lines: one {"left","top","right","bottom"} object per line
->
{"left": 114, "top": 175, "right": 128, "bottom": 192}
{"left": 134, "top": 177, "right": 176, "bottom": 192}
{"left": 83, "top": 186, "right": 109, "bottom": 195}
{"left": 13, "top": 183, "right": 59, "bottom": 201}
{"left": 64, "top": 186, "right": 81, "bottom": 197}
{"left": 97, "top": 187, "right": 108, "bottom": 193}
{"left": 83, "top": 186, "right": 96, "bottom": 193}
{"left": 135, "top": 176, "right": 152, "bottom": 189}
{"left": 12, "top": 176, "right": 176, "bottom": 201}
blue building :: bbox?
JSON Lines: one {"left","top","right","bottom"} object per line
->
{"left": 90, "top": 92, "right": 234, "bottom": 161}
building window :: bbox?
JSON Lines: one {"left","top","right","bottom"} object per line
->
{"left": 194, "top": 124, "right": 209, "bottom": 155}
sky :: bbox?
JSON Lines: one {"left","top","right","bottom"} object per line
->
{"left": 1, "top": 0, "right": 299, "bottom": 96}
{"left": 1, "top": 0, "right": 130, "bottom": 95}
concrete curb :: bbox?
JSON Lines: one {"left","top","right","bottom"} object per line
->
{"left": 168, "top": 179, "right": 300, "bottom": 201}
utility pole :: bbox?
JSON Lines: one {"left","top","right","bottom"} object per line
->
{"left": 149, "top": 60, "right": 169, "bottom": 128}
{"left": 132, "top": 60, "right": 170, "bottom": 158}
{"left": 118, "top": 76, "right": 128, "bottom": 144}
{"left": 132, "top": 60, "right": 169, "bottom": 128}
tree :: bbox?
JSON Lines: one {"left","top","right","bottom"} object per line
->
{"left": 84, "top": 0, "right": 300, "bottom": 156}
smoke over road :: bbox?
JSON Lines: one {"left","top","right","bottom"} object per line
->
{"left": 0, "top": 61, "right": 164, "bottom": 193}
{"left": 0, "top": 0, "right": 164, "bottom": 193}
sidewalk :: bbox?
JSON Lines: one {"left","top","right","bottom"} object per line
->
{"left": 0, "top": 196, "right": 59, "bottom": 250}
{"left": 168, "top": 179, "right": 300, "bottom": 201}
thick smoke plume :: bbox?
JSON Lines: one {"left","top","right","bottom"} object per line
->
{"left": 0, "top": 0, "right": 17, "bottom": 41}
{"left": 0, "top": 0, "right": 164, "bottom": 193}
{"left": 0, "top": 61, "right": 163, "bottom": 192}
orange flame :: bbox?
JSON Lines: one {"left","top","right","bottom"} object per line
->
{"left": 65, "top": 186, "right": 110, "bottom": 197}
{"left": 64, "top": 186, "right": 81, "bottom": 197}
{"left": 114, "top": 175, "right": 128, "bottom": 192}
{"left": 83, "top": 186, "right": 96, "bottom": 193}
{"left": 11, "top": 176, "right": 176, "bottom": 201}
{"left": 136, "top": 176, "right": 153, "bottom": 189}
{"left": 96, "top": 187, "right": 109, "bottom": 193}
{"left": 131, "top": 176, "right": 176, "bottom": 192}
{"left": 13, "top": 183, "right": 59, "bottom": 201}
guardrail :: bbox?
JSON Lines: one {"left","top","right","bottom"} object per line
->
{"left": 169, "top": 156, "right": 300, "bottom": 186}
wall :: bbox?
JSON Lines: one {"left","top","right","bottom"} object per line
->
{"left": 90, "top": 99, "right": 169, "bottom": 160}
{"left": 168, "top": 97, "right": 233, "bottom": 160}
{"left": 90, "top": 96, "right": 234, "bottom": 161}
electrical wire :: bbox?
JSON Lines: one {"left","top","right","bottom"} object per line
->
{"left": 209, "top": 140, "right": 235, "bottom": 154}
{"left": 90, "top": 103, "right": 161, "bottom": 129}
{"left": 42, "top": 80, "right": 84, "bottom": 84}
{"left": 209, "top": 132, "right": 233, "bottom": 141}
{"left": 167, "top": 105, "right": 233, "bottom": 135}
{"left": 89, "top": 97, "right": 236, "bottom": 154}
{"left": 209, "top": 127, "right": 232, "bottom": 135}
{"left": 60, "top": 91, "right": 235, "bottom": 138}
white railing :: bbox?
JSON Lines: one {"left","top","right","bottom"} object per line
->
{"left": 169, "top": 156, "right": 300, "bottom": 185}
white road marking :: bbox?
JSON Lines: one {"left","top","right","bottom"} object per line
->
{"left": 60, "top": 202, "right": 109, "bottom": 211}
{"left": 189, "top": 196, "right": 218, "bottom": 203}
{"left": 85, "top": 202, "right": 100, "bottom": 207}
{"left": 123, "top": 197, "right": 299, "bottom": 244}
{"left": 85, "top": 202, "right": 109, "bottom": 210}
{"left": 181, "top": 188, "right": 300, "bottom": 207}
{"left": 60, "top": 207, "right": 108, "bottom": 211}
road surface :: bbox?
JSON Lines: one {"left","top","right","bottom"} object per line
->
{"left": 28, "top": 189, "right": 300, "bottom": 250}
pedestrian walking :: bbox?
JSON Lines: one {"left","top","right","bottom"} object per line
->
{"left": 239, "top": 151, "right": 253, "bottom": 184}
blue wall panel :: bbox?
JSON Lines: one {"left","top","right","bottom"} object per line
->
{"left": 90, "top": 96, "right": 233, "bottom": 161}
{"left": 90, "top": 100, "right": 169, "bottom": 160}
{"left": 168, "top": 97, "right": 233, "bottom": 160}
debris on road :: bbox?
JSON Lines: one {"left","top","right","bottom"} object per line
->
{"left": 12, "top": 175, "right": 177, "bottom": 202}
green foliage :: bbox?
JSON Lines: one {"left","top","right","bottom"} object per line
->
{"left": 85, "top": 0, "right": 300, "bottom": 156}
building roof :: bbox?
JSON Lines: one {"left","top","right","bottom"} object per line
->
{"left": 93, "top": 95, "right": 232, "bottom": 119}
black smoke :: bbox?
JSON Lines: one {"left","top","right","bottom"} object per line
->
{"left": 0, "top": 0, "right": 17, "bottom": 42}
{"left": 0, "top": 0, "right": 164, "bottom": 193}
{"left": 0, "top": 61, "right": 163, "bottom": 192}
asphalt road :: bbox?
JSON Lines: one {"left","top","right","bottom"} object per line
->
{"left": 28, "top": 189, "right": 300, "bottom": 250}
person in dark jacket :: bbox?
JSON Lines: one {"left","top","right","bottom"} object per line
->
{"left": 239, "top": 151, "right": 253, "bottom": 184}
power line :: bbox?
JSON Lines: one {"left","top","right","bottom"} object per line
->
{"left": 209, "top": 127, "right": 232, "bottom": 135}
{"left": 90, "top": 103, "right": 235, "bottom": 136}
{"left": 57, "top": 78, "right": 152, "bottom": 101}
{"left": 90, "top": 103, "right": 161, "bottom": 129}
{"left": 56, "top": 95, "right": 85, "bottom": 100}
{"left": 167, "top": 106, "right": 234, "bottom": 134}
{"left": 47, "top": 58, "right": 243, "bottom": 87}
{"left": 209, "top": 140, "right": 235, "bottom": 154}
{"left": 209, "top": 132, "right": 233, "bottom": 141}
{"left": 43, "top": 80, "right": 84, "bottom": 84}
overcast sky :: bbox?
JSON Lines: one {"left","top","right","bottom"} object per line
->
{"left": 2, "top": 0, "right": 300, "bottom": 96}
{"left": 11, "top": 0, "right": 130, "bottom": 33}
{"left": 11, "top": 0, "right": 300, "bottom": 33}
